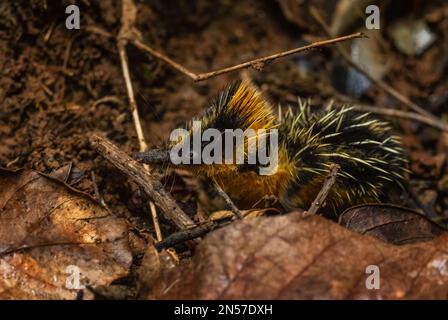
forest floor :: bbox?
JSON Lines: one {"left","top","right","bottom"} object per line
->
{"left": 1, "top": 0, "right": 448, "bottom": 299}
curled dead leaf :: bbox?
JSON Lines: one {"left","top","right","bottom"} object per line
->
{"left": 339, "top": 204, "right": 445, "bottom": 245}
{"left": 147, "top": 212, "right": 448, "bottom": 299}
{"left": 0, "top": 168, "right": 132, "bottom": 299}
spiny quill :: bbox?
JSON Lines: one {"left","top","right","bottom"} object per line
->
{"left": 135, "top": 81, "right": 408, "bottom": 216}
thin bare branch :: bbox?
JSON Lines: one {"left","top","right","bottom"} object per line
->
{"left": 155, "top": 163, "right": 339, "bottom": 250}
{"left": 90, "top": 134, "right": 194, "bottom": 230}
{"left": 131, "top": 32, "right": 364, "bottom": 81}
{"left": 155, "top": 220, "right": 223, "bottom": 251}
{"left": 150, "top": 201, "right": 162, "bottom": 241}
{"left": 308, "top": 164, "right": 339, "bottom": 215}
{"left": 118, "top": 44, "right": 148, "bottom": 152}
{"left": 118, "top": 0, "right": 162, "bottom": 240}
{"left": 131, "top": 39, "right": 198, "bottom": 79}
{"left": 87, "top": 24, "right": 362, "bottom": 83}
{"left": 213, "top": 181, "right": 243, "bottom": 219}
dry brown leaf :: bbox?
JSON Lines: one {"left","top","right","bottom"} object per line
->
{"left": 0, "top": 168, "right": 132, "bottom": 299}
{"left": 148, "top": 212, "right": 448, "bottom": 299}
{"left": 339, "top": 204, "right": 445, "bottom": 245}
{"left": 208, "top": 208, "right": 279, "bottom": 221}
{"left": 49, "top": 163, "right": 72, "bottom": 183}
{"left": 138, "top": 246, "right": 178, "bottom": 299}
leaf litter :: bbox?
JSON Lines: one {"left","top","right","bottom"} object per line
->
{"left": 0, "top": 168, "right": 132, "bottom": 299}
{"left": 2, "top": 0, "right": 448, "bottom": 300}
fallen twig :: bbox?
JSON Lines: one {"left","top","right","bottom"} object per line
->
{"left": 212, "top": 180, "right": 243, "bottom": 219}
{"left": 131, "top": 32, "right": 364, "bottom": 82}
{"left": 0, "top": 241, "right": 97, "bottom": 258}
{"left": 155, "top": 220, "right": 228, "bottom": 251}
{"left": 149, "top": 201, "right": 162, "bottom": 241}
{"left": 118, "top": 0, "right": 162, "bottom": 240}
{"left": 90, "top": 134, "right": 194, "bottom": 230}
{"left": 118, "top": 0, "right": 147, "bottom": 153}
{"left": 85, "top": 23, "right": 362, "bottom": 82}
{"left": 155, "top": 162, "right": 339, "bottom": 250}
{"left": 308, "top": 164, "right": 340, "bottom": 215}
{"left": 309, "top": 7, "right": 448, "bottom": 132}
{"left": 156, "top": 163, "right": 340, "bottom": 250}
